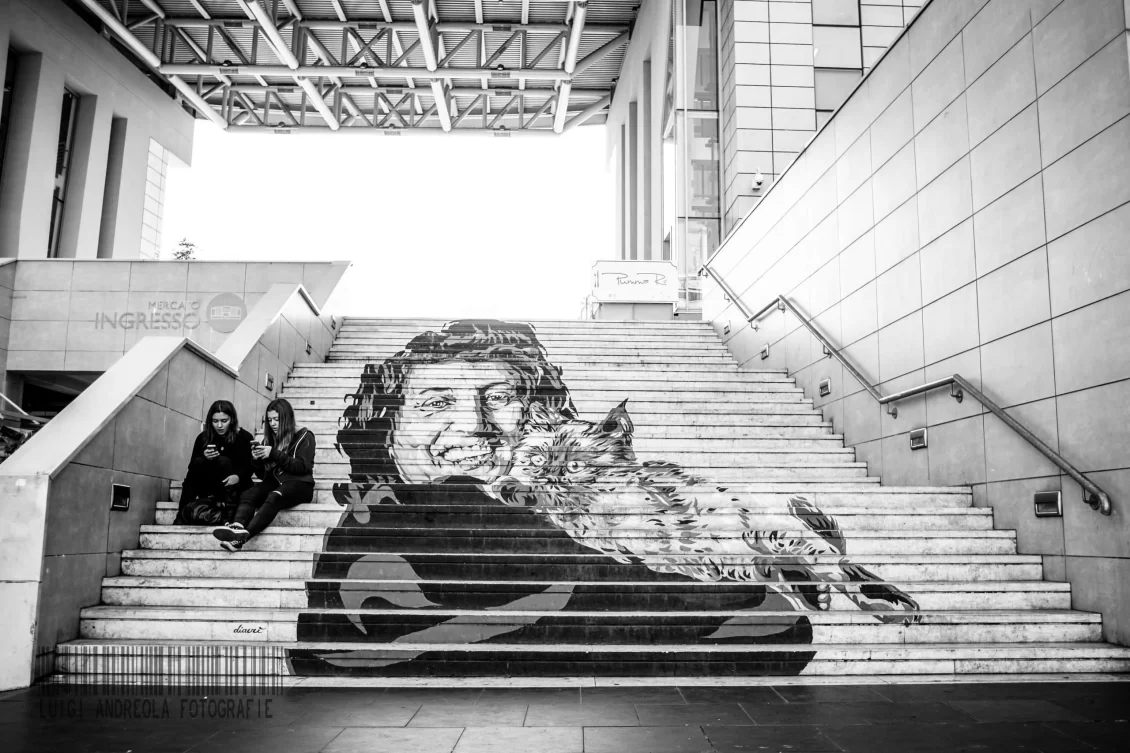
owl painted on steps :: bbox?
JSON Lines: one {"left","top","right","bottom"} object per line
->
{"left": 489, "top": 401, "right": 921, "bottom": 625}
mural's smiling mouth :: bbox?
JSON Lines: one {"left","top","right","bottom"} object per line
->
{"left": 436, "top": 443, "right": 495, "bottom": 470}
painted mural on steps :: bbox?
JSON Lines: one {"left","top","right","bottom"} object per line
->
{"left": 288, "top": 319, "right": 919, "bottom": 676}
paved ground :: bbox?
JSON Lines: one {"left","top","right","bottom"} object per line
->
{"left": 1, "top": 680, "right": 1127, "bottom": 752}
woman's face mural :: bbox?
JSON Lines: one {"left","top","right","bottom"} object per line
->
{"left": 389, "top": 360, "right": 525, "bottom": 483}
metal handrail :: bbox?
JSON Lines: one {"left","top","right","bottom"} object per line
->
{"left": 699, "top": 266, "right": 1113, "bottom": 516}
{"left": 0, "top": 392, "right": 42, "bottom": 425}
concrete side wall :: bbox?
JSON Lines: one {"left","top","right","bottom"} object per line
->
{"left": 0, "top": 280, "right": 337, "bottom": 688}
{"left": 705, "top": 0, "right": 1130, "bottom": 644}
{"left": 0, "top": 0, "right": 195, "bottom": 260}
{"left": 6, "top": 260, "right": 342, "bottom": 373}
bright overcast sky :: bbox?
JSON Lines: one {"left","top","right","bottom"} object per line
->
{"left": 161, "top": 122, "right": 616, "bottom": 320}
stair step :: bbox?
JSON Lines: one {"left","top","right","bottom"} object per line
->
{"left": 100, "top": 577, "right": 1073, "bottom": 611}
{"left": 285, "top": 389, "right": 810, "bottom": 402}
{"left": 169, "top": 481, "right": 970, "bottom": 506}
{"left": 153, "top": 502, "right": 990, "bottom": 530}
{"left": 297, "top": 410, "right": 828, "bottom": 427}
{"left": 75, "top": 606, "right": 1103, "bottom": 645}
{"left": 137, "top": 526, "right": 1017, "bottom": 555}
{"left": 118, "top": 550, "right": 1047, "bottom": 581}
{"left": 290, "top": 365, "right": 793, "bottom": 382}
{"left": 284, "top": 377, "right": 801, "bottom": 389}
{"left": 313, "top": 464, "right": 871, "bottom": 481}
{"left": 326, "top": 357, "right": 742, "bottom": 365}
{"left": 295, "top": 401, "right": 819, "bottom": 413}
{"left": 313, "top": 422, "right": 841, "bottom": 438}
{"left": 54, "top": 639, "right": 1130, "bottom": 678}
{"left": 316, "top": 451, "right": 860, "bottom": 467}
{"left": 322, "top": 436, "right": 853, "bottom": 450}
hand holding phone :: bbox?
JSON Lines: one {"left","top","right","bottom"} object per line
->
{"left": 203, "top": 444, "right": 219, "bottom": 459}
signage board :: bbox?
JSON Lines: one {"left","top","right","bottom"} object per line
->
{"left": 590, "top": 260, "right": 679, "bottom": 304}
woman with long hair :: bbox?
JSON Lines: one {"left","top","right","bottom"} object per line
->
{"left": 174, "top": 400, "right": 255, "bottom": 525}
{"left": 213, "top": 397, "right": 315, "bottom": 552}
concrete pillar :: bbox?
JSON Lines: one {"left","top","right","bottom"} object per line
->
{"left": 0, "top": 52, "right": 65, "bottom": 258}
{"left": 627, "top": 101, "right": 638, "bottom": 259}
{"left": 617, "top": 123, "right": 626, "bottom": 260}
{"left": 56, "top": 94, "right": 112, "bottom": 258}
{"left": 97, "top": 117, "right": 148, "bottom": 259}
{"left": 638, "top": 60, "right": 653, "bottom": 260}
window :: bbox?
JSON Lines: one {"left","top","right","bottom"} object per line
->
{"left": 813, "top": 25, "right": 863, "bottom": 69}
{"left": 0, "top": 50, "right": 19, "bottom": 195}
{"left": 139, "top": 139, "right": 170, "bottom": 259}
{"left": 683, "top": 0, "right": 719, "bottom": 110}
{"left": 812, "top": 0, "right": 861, "bottom": 26}
{"left": 814, "top": 68, "right": 863, "bottom": 122}
{"left": 47, "top": 89, "right": 79, "bottom": 258}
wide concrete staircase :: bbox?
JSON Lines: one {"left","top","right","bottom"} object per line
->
{"left": 56, "top": 319, "right": 1130, "bottom": 680}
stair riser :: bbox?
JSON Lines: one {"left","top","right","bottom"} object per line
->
{"left": 331, "top": 331, "right": 718, "bottom": 339}
{"left": 285, "top": 390, "right": 809, "bottom": 403}
{"left": 101, "top": 587, "right": 1072, "bottom": 611}
{"left": 297, "top": 410, "right": 826, "bottom": 426}
{"left": 285, "top": 379, "right": 802, "bottom": 391}
{"left": 327, "top": 357, "right": 741, "bottom": 365}
{"left": 53, "top": 655, "right": 1130, "bottom": 678}
{"left": 332, "top": 346, "right": 735, "bottom": 356}
{"left": 329, "top": 348, "right": 736, "bottom": 358}
{"left": 154, "top": 509, "right": 989, "bottom": 530}
{"left": 291, "top": 369, "right": 792, "bottom": 383}
{"left": 316, "top": 449, "right": 855, "bottom": 465}
{"left": 304, "top": 491, "right": 968, "bottom": 507}
{"left": 321, "top": 438, "right": 850, "bottom": 451}
{"left": 138, "top": 532, "right": 1016, "bottom": 555}
{"left": 297, "top": 404, "right": 819, "bottom": 417}
{"left": 77, "top": 619, "right": 1101, "bottom": 645}
{"left": 119, "top": 558, "right": 1045, "bottom": 582}
{"left": 313, "top": 424, "right": 839, "bottom": 439}
{"left": 314, "top": 464, "right": 869, "bottom": 479}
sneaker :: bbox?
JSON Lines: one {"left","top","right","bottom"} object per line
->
{"left": 213, "top": 523, "right": 250, "bottom": 552}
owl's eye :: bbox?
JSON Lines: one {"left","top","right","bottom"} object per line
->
{"left": 529, "top": 454, "right": 547, "bottom": 467}
{"left": 566, "top": 460, "right": 586, "bottom": 473}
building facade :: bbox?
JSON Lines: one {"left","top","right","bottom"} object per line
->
{"left": 608, "top": 0, "right": 921, "bottom": 314}
{"left": 0, "top": 0, "right": 194, "bottom": 262}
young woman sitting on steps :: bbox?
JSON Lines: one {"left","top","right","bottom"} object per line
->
{"left": 174, "top": 400, "right": 255, "bottom": 525}
{"left": 213, "top": 398, "right": 315, "bottom": 552}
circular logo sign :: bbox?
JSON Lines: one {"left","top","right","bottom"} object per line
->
{"left": 206, "top": 293, "right": 247, "bottom": 333}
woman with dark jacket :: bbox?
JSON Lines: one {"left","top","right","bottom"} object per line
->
{"left": 174, "top": 400, "right": 255, "bottom": 525}
{"left": 213, "top": 398, "right": 315, "bottom": 552}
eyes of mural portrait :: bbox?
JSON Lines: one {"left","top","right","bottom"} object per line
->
{"left": 566, "top": 459, "right": 586, "bottom": 474}
{"left": 420, "top": 396, "right": 454, "bottom": 410}
{"left": 483, "top": 389, "right": 515, "bottom": 409}
{"left": 529, "top": 454, "right": 547, "bottom": 467}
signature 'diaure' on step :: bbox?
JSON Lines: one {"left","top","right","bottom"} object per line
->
{"left": 233, "top": 624, "right": 265, "bottom": 634}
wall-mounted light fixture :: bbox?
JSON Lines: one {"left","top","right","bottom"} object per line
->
{"left": 264, "top": 372, "right": 275, "bottom": 392}
{"left": 111, "top": 484, "right": 131, "bottom": 512}
{"left": 909, "top": 428, "right": 927, "bottom": 450}
{"left": 819, "top": 378, "right": 831, "bottom": 397}
{"left": 760, "top": 344, "right": 770, "bottom": 360}
{"left": 1034, "top": 491, "right": 1063, "bottom": 517}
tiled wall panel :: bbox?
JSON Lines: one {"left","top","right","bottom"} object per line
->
{"left": 705, "top": 0, "right": 1130, "bottom": 645}
{"left": 6, "top": 260, "right": 339, "bottom": 375}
